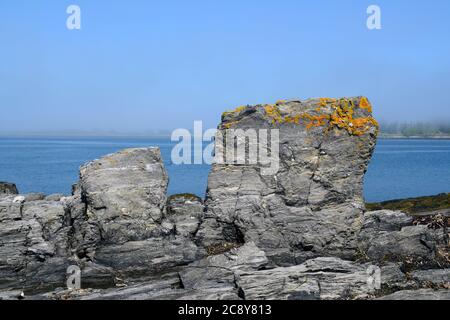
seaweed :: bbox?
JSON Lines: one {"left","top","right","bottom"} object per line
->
{"left": 366, "top": 193, "right": 450, "bottom": 214}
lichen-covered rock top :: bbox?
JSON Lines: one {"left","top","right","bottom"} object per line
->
{"left": 221, "top": 97, "right": 378, "bottom": 136}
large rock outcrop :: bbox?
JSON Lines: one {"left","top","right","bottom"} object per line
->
{"left": 198, "top": 97, "right": 379, "bottom": 265}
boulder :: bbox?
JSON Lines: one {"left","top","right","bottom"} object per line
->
{"left": 79, "top": 147, "right": 169, "bottom": 244}
{"left": 179, "top": 242, "right": 268, "bottom": 294}
{"left": 72, "top": 148, "right": 202, "bottom": 280}
{"left": 236, "top": 257, "right": 385, "bottom": 300}
{"left": 358, "top": 210, "right": 449, "bottom": 270}
{"left": 0, "top": 182, "right": 18, "bottom": 196}
{"left": 409, "top": 269, "right": 449, "bottom": 287}
{"left": 0, "top": 148, "right": 203, "bottom": 292}
{"left": 0, "top": 196, "right": 73, "bottom": 293}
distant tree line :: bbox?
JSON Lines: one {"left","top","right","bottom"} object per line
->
{"left": 379, "top": 121, "right": 450, "bottom": 137}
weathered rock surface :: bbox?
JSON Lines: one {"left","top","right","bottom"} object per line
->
{"left": 377, "top": 288, "right": 450, "bottom": 300}
{"left": 14, "top": 242, "right": 446, "bottom": 301}
{"left": 358, "top": 210, "right": 449, "bottom": 269}
{"left": 166, "top": 194, "right": 204, "bottom": 238}
{"left": 72, "top": 148, "right": 203, "bottom": 280}
{"left": 237, "top": 257, "right": 377, "bottom": 300}
{"left": 198, "top": 97, "right": 379, "bottom": 265}
{"left": 409, "top": 269, "right": 449, "bottom": 286}
{"left": 79, "top": 148, "right": 169, "bottom": 244}
{"left": 0, "top": 148, "right": 203, "bottom": 293}
{"left": 179, "top": 242, "right": 268, "bottom": 296}
{"left": 0, "top": 195, "right": 73, "bottom": 292}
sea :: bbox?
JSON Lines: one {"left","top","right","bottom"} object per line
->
{"left": 0, "top": 137, "right": 449, "bottom": 203}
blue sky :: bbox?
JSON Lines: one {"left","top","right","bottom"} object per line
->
{"left": 1, "top": 0, "right": 449, "bottom": 133}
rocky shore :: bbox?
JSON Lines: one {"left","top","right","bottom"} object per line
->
{"left": 0, "top": 97, "right": 448, "bottom": 300}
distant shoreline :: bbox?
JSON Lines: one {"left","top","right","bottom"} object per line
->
{"left": 366, "top": 192, "right": 450, "bottom": 215}
{"left": 1, "top": 133, "right": 450, "bottom": 140}
{"left": 379, "top": 134, "right": 450, "bottom": 140}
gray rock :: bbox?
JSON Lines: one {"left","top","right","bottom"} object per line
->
{"left": 198, "top": 97, "right": 378, "bottom": 265}
{"left": 23, "top": 193, "right": 46, "bottom": 202}
{"left": 179, "top": 242, "right": 268, "bottom": 293}
{"left": 166, "top": 194, "right": 204, "bottom": 238}
{"left": 0, "top": 182, "right": 18, "bottom": 196}
{"left": 79, "top": 148, "right": 169, "bottom": 244}
{"left": 236, "top": 257, "right": 381, "bottom": 300}
{"left": 93, "top": 238, "right": 200, "bottom": 279}
{"left": 358, "top": 210, "right": 448, "bottom": 269}
{"left": 45, "top": 194, "right": 65, "bottom": 202}
{"left": 361, "top": 210, "right": 414, "bottom": 231}
{"left": 410, "top": 269, "right": 450, "bottom": 286}
{"left": 26, "top": 275, "right": 239, "bottom": 300}
{"left": 377, "top": 288, "right": 450, "bottom": 300}
{"left": 0, "top": 148, "right": 199, "bottom": 292}
{"left": 379, "top": 263, "right": 412, "bottom": 291}
{"left": 0, "top": 197, "right": 72, "bottom": 293}
{"left": 0, "top": 290, "right": 24, "bottom": 301}
{"left": 73, "top": 148, "right": 202, "bottom": 279}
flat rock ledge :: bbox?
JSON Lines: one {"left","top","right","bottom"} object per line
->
{"left": 0, "top": 97, "right": 448, "bottom": 300}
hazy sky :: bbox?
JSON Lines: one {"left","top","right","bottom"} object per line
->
{"left": 1, "top": 0, "right": 449, "bottom": 133}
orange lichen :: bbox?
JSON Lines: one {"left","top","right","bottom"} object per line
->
{"left": 264, "top": 104, "right": 283, "bottom": 124}
{"left": 222, "top": 105, "right": 247, "bottom": 118}
{"left": 224, "top": 97, "right": 378, "bottom": 136}
{"left": 223, "top": 120, "right": 240, "bottom": 129}
{"left": 301, "top": 113, "right": 329, "bottom": 129}
{"left": 264, "top": 97, "right": 377, "bottom": 136}
{"left": 359, "top": 97, "right": 372, "bottom": 113}
{"left": 284, "top": 115, "right": 301, "bottom": 124}
{"left": 327, "top": 98, "right": 378, "bottom": 135}
{"left": 318, "top": 97, "right": 337, "bottom": 107}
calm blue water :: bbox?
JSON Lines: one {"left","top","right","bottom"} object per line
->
{"left": 0, "top": 137, "right": 448, "bottom": 202}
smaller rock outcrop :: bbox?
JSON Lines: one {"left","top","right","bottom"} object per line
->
{"left": 72, "top": 148, "right": 203, "bottom": 281}
{"left": 0, "top": 182, "right": 18, "bottom": 196}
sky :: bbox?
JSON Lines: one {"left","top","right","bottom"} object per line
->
{"left": 1, "top": 0, "right": 449, "bottom": 133}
